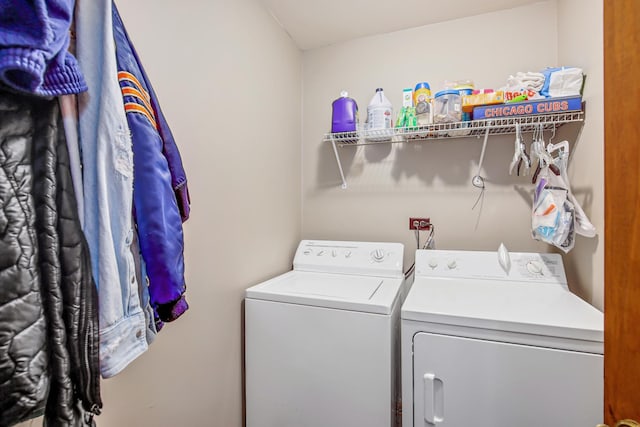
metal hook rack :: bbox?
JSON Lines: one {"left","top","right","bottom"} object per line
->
{"left": 323, "top": 110, "right": 584, "bottom": 188}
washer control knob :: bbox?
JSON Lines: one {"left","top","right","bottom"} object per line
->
{"left": 331, "top": 250, "right": 337, "bottom": 257}
{"left": 526, "top": 260, "right": 543, "bottom": 275}
{"left": 447, "top": 259, "right": 457, "bottom": 270}
{"left": 316, "top": 250, "right": 325, "bottom": 256}
{"left": 428, "top": 259, "right": 438, "bottom": 269}
{"left": 303, "top": 250, "right": 312, "bottom": 256}
{"left": 371, "top": 249, "right": 385, "bottom": 263}
{"left": 344, "top": 250, "right": 352, "bottom": 258}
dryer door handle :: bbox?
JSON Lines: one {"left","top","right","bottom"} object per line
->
{"left": 424, "top": 373, "right": 444, "bottom": 424}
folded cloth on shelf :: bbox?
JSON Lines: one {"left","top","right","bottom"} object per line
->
{"left": 540, "top": 67, "right": 584, "bottom": 98}
{"left": 505, "top": 71, "right": 545, "bottom": 100}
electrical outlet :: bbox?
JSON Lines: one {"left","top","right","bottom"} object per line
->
{"left": 409, "top": 217, "right": 431, "bottom": 230}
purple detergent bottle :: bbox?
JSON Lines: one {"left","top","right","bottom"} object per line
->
{"left": 331, "top": 91, "right": 358, "bottom": 133}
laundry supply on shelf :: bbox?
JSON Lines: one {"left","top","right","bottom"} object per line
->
{"left": 366, "top": 87, "right": 393, "bottom": 141}
{"left": 413, "top": 82, "right": 432, "bottom": 126}
{"left": 433, "top": 90, "right": 462, "bottom": 124}
{"left": 444, "top": 80, "right": 474, "bottom": 121}
{"left": 331, "top": 90, "right": 358, "bottom": 133}
{"left": 462, "top": 90, "right": 504, "bottom": 115}
{"left": 413, "top": 82, "right": 431, "bottom": 106}
{"left": 366, "top": 88, "right": 393, "bottom": 130}
{"left": 325, "top": 66, "right": 588, "bottom": 151}
{"left": 403, "top": 88, "right": 413, "bottom": 107}
{"left": 396, "top": 87, "right": 421, "bottom": 129}
{"left": 396, "top": 106, "right": 417, "bottom": 128}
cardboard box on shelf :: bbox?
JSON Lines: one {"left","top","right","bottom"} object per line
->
{"left": 462, "top": 91, "right": 505, "bottom": 113}
{"left": 472, "top": 96, "right": 582, "bottom": 120}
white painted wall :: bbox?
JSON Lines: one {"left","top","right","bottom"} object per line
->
{"left": 557, "top": 0, "right": 604, "bottom": 308}
{"left": 303, "top": 3, "right": 558, "bottom": 264}
{"left": 97, "top": 1, "right": 302, "bottom": 426}
{"left": 302, "top": 0, "right": 603, "bottom": 307}
{"left": 260, "top": 0, "right": 544, "bottom": 49}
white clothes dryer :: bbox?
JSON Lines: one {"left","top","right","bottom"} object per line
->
{"left": 245, "top": 240, "right": 405, "bottom": 427}
{"left": 401, "top": 249, "right": 603, "bottom": 427}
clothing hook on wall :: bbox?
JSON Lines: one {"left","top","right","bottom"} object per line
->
{"left": 472, "top": 126, "right": 490, "bottom": 209}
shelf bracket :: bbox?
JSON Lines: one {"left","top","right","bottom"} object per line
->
{"left": 330, "top": 137, "right": 348, "bottom": 189}
{"left": 322, "top": 110, "right": 585, "bottom": 189}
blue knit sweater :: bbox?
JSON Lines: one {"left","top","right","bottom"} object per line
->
{"left": 0, "top": 0, "right": 87, "bottom": 96}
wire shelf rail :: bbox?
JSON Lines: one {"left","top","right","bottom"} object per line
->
{"left": 323, "top": 111, "right": 584, "bottom": 146}
{"left": 323, "top": 110, "right": 585, "bottom": 188}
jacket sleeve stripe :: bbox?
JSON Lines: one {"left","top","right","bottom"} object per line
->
{"left": 117, "top": 71, "right": 151, "bottom": 102}
{"left": 123, "top": 102, "right": 158, "bottom": 130}
{"left": 120, "top": 86, "right": 155, "bottom": 117}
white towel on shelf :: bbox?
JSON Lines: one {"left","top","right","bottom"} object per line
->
{"left": 508, "top": 71, "right": 546, "bottom": 93}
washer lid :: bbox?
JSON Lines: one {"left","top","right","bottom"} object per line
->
{"left": 401, "top": 277, "right": 603, "bottom": 343}
{"left": 245, "top": 271, "right": 403, "bottom": 314}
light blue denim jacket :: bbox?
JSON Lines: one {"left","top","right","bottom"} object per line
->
{"left": 75, "top": 0, "right": 147, "bottom": 378}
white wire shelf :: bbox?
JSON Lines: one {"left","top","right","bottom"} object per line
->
{"left": 324, "top": 110, "right": 585, "bottom": 189}
{"left": 323, "top": 110, "right": 585, "bottom": 146}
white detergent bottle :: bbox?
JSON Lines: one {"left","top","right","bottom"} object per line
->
{"left": 366, "top": 88, "right": 393, "bottom": 132}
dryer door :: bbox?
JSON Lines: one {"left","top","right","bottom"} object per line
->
{"left": 412, "top": 332, "right": 602, "bottom": 427}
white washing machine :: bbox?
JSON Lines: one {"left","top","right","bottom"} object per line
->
{"left": 401, "top": 249, "right": 603, "bottom": 427}
{"left": 245, "top": 240, "right": 405, "bottom": 427}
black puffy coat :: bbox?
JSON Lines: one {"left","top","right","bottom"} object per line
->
{"left": 0, "top": 89, "right": 101, "bottom": 426}
{"left": 0, "top": 88, "right": 49, "bottom": 425}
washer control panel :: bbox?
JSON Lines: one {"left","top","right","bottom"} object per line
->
{"left": 415, "top": 249, "right": 567, "bottom": 285}
{"left": 294, "top": 240, "right": 404, "bottom": 278}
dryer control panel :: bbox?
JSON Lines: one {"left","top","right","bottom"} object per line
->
{"left": 415, "top": 249, "right": 567, "bottom": 285}
{"left": 294, "top": 240, "right": 404, "bottom": 278}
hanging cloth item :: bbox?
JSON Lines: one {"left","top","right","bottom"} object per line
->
{"left": 75, "top": 0, "right": 149, "bottom": 379}
{"left": 0, "top": 88, "right": 101, "bottom": 426}
{"left": 110, "top": 3, "right": 191, "bottom": 222}
{"left": 112, "top": 2, "right": 189, "bottom": 326}
{"left": 0, "top": 89, "right": 50, "bottom": 426}
{"left": 0, "top": 0, "right": 88, "bottom": 96}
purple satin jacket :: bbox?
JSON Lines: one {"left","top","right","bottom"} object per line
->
{"left": 113, "top": 3, "right": 191, "bottom": 324}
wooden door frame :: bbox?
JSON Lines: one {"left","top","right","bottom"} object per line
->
{"left": 604, "top": 0, "right": 640, "bottom": 423}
